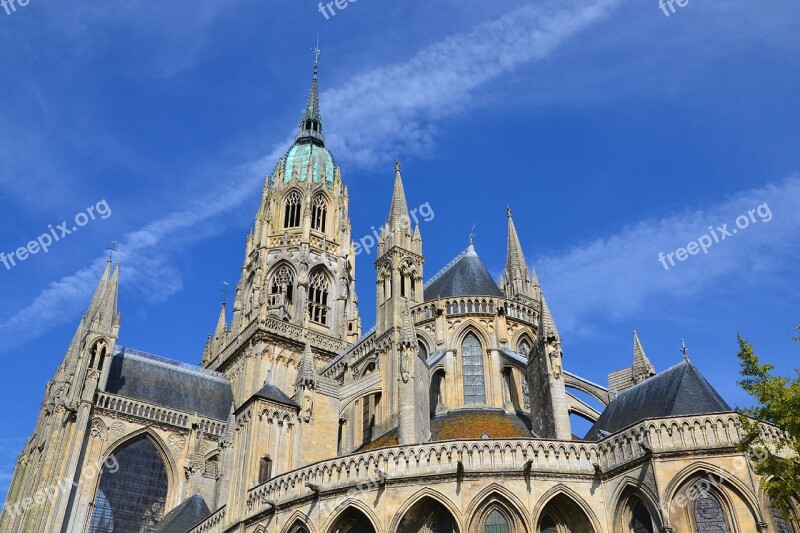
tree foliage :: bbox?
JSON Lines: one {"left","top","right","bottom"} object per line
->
{"left": 736, "top": 328, "right": 800, "bottom": 520}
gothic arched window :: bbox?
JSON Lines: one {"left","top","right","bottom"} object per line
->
{"left": 631, "top": 501, "right": 655, "bottom": 533}
{"left": 462, "top": 333, "right": 486, "bottom": 405}
{"left": 88, "top": 436, "right": 169, "bottom": 533}
{"left": 485, "top": 509, "right": 510, "bottom": 533}
{"left": 694, "top": 492, "right": 729, "bottom": 533}
{"left": 269, "top": 265, "right": 295, "bottom": 306}
{"left": 311, "top": 195, "right": 327, "bottom": 232}
{"left": 518, "top": 338, "right": 531, "bottom": 356}
{"left": 88, "top": 339, "right": 109, "bottom": 371}
{"left": 308, "top": 270, "right": 330, "bottom": 325}
{"left": 283, "top": 191, "right": 302, "bottom": 228}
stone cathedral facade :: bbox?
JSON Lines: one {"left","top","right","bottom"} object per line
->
{"left": 2, "top": 61, "right": 796, "bottom": 533}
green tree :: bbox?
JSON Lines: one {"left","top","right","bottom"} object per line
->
{"left": 736, "top": 327, "right": 800, "bottom": 520}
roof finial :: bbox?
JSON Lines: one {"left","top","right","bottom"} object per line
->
{"left": 507, "top": 206, "right": 512, "bottom": 218}
{"left": 106, "top": 240, "right": 118, "bottom": 261}
{"left": 680, "top": 338, "right": 690, "bottom": 362}
{"left": 469, "top": 223, "right": 476, "bottom": 245}
{"left": 220, "top": 281, "right": 230, "bottom": 304}
{"left": 312, "top": 33, "right": 322, "bottom": 69}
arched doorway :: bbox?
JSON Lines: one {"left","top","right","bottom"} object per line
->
{"left": 537, "top": 494, "right": 595, "bottom": 533}
{"left": 88, "top": 435, "right": 169, "bottom": 532}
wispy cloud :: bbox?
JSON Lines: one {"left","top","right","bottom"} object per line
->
{"left": 0, "top": 0, "right": 624, "bottom": 351}
{"left": 323, "top": 0, "right": 623, "bottom": 166}
{"left": 538, "top": 175, "right": 800, "bottom": 334}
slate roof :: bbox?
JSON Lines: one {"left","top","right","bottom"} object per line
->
{"left": 105, "top": 348, "right": 233, "bottom": 421}
{"left": 425, "top": 245, "right": 504, "bottom": 299}
{"left": 152, "top": 494, "right": 211, "bottom": 533}
{"left": 586, "top": 360, "right": 731, "bottom": 440}
{"left": 250, "top": 382, "right": 299, "bottom": 408}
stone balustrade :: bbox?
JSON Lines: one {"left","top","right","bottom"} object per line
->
{"left": 95, "top": 392, "right": 227, "bottom": 438}
{"left": 410, "top": 297, "right": 538, "bottom": 326}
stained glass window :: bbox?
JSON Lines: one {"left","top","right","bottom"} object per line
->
{"left": 694, "top": 492, "right": 729, "bottom": 533}
{"left": 462, "top": 333, "right": 486, "bottom": 405}
{"left": 631, "top": 501, "right": 654, "bottom": 533}
{"left": 771, "top": 507, "right": 793, "bottom": 533}
{"left": 485, "top": 509, "right": 510, "bottom": 533}
{"left": 88, "top": 436, "right": 168, "bottom": 533}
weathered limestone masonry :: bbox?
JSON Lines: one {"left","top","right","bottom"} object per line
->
{"left": 2, "top": 57, "right": 796, "bottom": 533}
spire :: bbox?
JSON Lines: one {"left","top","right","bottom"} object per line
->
{"left": 213, "top": 301, "right": 227, "bottom": 342}
{"left": 632, "top": 330, "right": 656, "bottom": 382}
{"left": 86, "top": 260, "right": 120, "bottom": 335}
{"left": 297, "top": 320, "right": 318, "bottom": 387}
{"left": 506, "top": 207, "right": 529, "bottom": 277}
{"left": 539, "top": 292, "right": 559, "bottom": 341}
{"left": 388, "top": 160, "right": 411, "bottom": 232}
{"left": 295, "top": 42, "right": 325, "bottom": 146}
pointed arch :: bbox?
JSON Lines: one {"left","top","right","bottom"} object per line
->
{"left": 268, "top": 261, "right": 297, "bottom": 310}
{"left": 466, "top": 483, "right": 531, "bottom": 533}
{"left": 311, "top": 193, "right": 328, "bottom": 233}
{"left": 283, "top": 189, "right": 303, "bottom": 228}
{"left": 308, "top": 266, "right": 333, "bottom": 326}
{"left": 323, "top": 499, "right": 380, "bottom": 533}
{"left": 532, "top": 484, "right": 601, "bottom": 533}
{"left": 391, "top": 487, "right": 462, "bottom": 533}
{"left": 461, "top": 331, "right": 486, "bottom": 405}
{"left": 663, "top": 460, "right": 762, "bottom": 533}
{"left": 88, "top": 432, "right": 173, "bottom": 533}
{"left": 611, "top": 478, "right": 663, "bottom": 533}
{"left": 280, "top": 510, "right": 317, "bottom": 533}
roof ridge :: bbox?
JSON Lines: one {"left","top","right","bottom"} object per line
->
{"left": 613, "top": 359, "right": 688, "bottom": 399}
{"left": 115, "top": 346, "right": 228, "bottom": 382}
{"left": 424, "top": 245, "right": 473, "bottom": 290}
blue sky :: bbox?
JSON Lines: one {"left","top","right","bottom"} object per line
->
{"left": 1, "top": 0, "right": 799, "bottom": 496}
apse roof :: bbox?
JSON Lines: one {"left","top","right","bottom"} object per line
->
{"left": 425, "top": 245, "right": 504, "bottom": 299}
{"left": 586, "top": 360, "right": 731, "bottom": 440}
{"left": 152, "top": 494, "right": 211, "bottom": 533}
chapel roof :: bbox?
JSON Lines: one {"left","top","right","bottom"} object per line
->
{"left": 152, "top": 494, "right": 211, "bottom": 533}
{"left": 425, "top": 244, "right": 504, "bottom": 300}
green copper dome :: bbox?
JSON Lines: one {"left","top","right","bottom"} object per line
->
{"left": 282, "top": 142, "right": 335, "bottom": 184}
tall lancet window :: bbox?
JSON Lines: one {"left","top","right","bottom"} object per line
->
{"left": 518, "top": 338, "right": 531, "bottom": 410}
{"left": 270, "top": 265, "right": 295, "bottom": 307}
{"left": 308, "top": 270, "right": 330, "bottom": 325}
{"left": 88, "top": 436, "right": 169, "bottom": 533}
{"left": 311, "top": 195, "right": 327, "bottom": 232}
{"left": 693, "top": 492, "right": 729, "bottom": 533}
{"left": 461, "top": 333, "right": 486, "bottom": 405}
{"left": 284, "top": 191, "right": 302, "bottom": 228}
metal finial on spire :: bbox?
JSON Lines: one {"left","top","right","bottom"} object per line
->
{"left": 469, "top": 223, "right": 477, "bottom": 245}
{"left": 507, "top": 206, "right": 512, "bottom": 217}
{"left": 220, "top": 281, "right": 230, "bottom": 304}
{"left": 680, "top": 338, "right": 690, "bottom": 361}
{"left": 312, "top": 33, "right": 322, "bottom": 67}
{"left": 106, "top": 240, "right": 118, "bottom": 260}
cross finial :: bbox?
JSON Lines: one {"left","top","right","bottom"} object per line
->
{"left": 680, "top": 338, "right": 690, "bottom": 361}
{"left": 220, "top": 281, "right": 230, "bottom": 304}
{"left": 312, "top": 34, "right": 322, "bottom": 66}
{"left": 469, "top": 223, "right": 477, "bottom": 245}
{"left": 106, "top": 240, "right": 118, "bottom": 260}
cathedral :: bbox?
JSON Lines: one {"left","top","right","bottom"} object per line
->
{"left": 1, "top": 58, "right": 795, "bottom": 533}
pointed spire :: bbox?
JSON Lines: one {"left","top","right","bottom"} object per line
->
{"left": 388, "top": 160, "right": 411, "bottom": 232}
{"left": 296, "top": 42, "right": 325, "bottom": 146}
{"left": 505, "top": 207, "right": 529, "bottom": 279}
{"left": 531, "top": 267, "right": 540, "bottom": 288}
{"left": 632, "top": 330, "right": 656, "bottom": 381}
{"left": 214, "top": 301, "right": 227, "bottom": 342}
{"left": 297, "top": 320, "right": 318, "bottom": 387}
{"left": 86, "top": 260, "right": 120, "bottom": 335}
{"left": 539, "top": 292, "right": 559, "bottom": 340}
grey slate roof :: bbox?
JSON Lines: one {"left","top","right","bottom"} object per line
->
{"left": 105, "top": 348, "right": 233, "bottom": 421}
{"left": 586, "top": 360, "right": 731, "bottom": 440}
{"left": 250, "top": 382, "right": 299, "bottom": 408}
{"left": 425, "top": 245, "right": 503, "bottom": 299}
{"left": 152, "top": 494, "right": 211, "bottom": 533}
